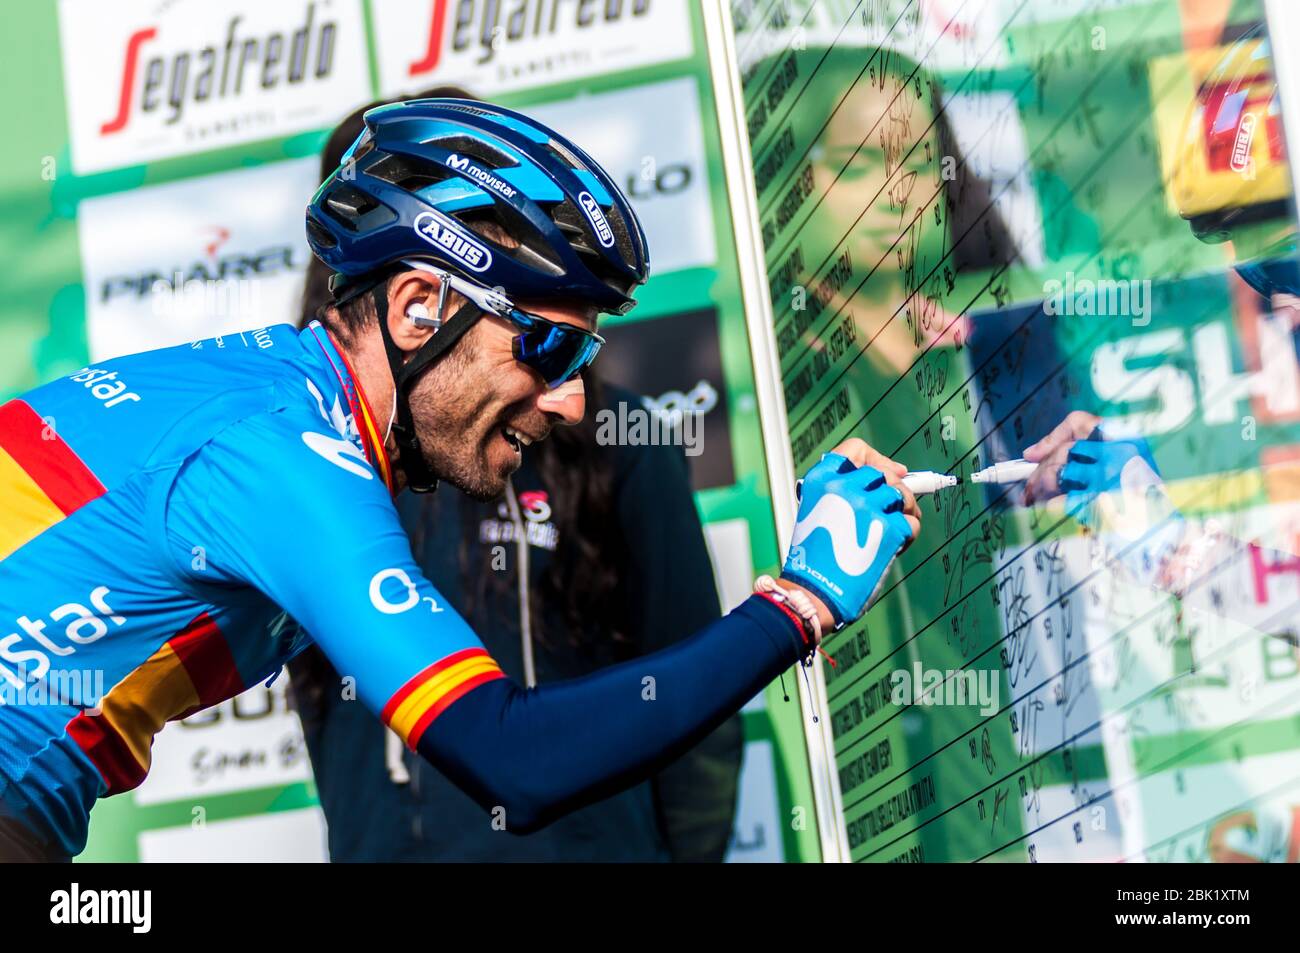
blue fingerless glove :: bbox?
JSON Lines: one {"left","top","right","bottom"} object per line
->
{"left": 1058, "top": 430, "right": 1186, "bottom": 585}
{"left": 781, "top": 453, "right": 915, "bottom": 628}
{"left": 1058, "top": 433, "right": 1162, "bottom": 525}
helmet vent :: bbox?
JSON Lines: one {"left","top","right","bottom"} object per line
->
{"left": 439, "top": 103, "right": 497, "bottom": 119}
{"left": 603, "top": 204, "right": 638, "bottom": 265}
{"left": 306, "top": 216, "right": 338, "bottom": 249}
{"left": 545, "top": 139, "right": 589, "bottom": 173}
{"left": 455, "top": 206, "right": 564, "bottom": 276}
{"left": 551, "top": 198, "right": 593, "bottom": 250}
{"left": 552, "top": 198, "right": 637, "bottom": 266}
{"left": 366, "top": 152, "right": 455, "bottom": 192}
{"left": 323, "top": 183, "right": 397, "bottom": 232}
{"left": 349, "top": 138, "right": 376, "bottom": 163}
{"left": 430, "top": 135, "right": 515, "bottom": 170}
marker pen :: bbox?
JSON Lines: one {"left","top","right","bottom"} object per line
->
{"left": 901, "top": 471, "right": 960, "bottom": 496}
{"left": 969, "top": 459, "right": 1038, "bottom": 485}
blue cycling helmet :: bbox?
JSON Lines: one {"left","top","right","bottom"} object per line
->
{"left": 305, "top": 98, "right": 650, "bottom": 314}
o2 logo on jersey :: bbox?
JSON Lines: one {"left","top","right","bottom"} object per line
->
{"left": 369, "top": 567, "right": 444, "bottom": 615}
{"left": 578, "top": 192, "right": 615, "bottom": 249}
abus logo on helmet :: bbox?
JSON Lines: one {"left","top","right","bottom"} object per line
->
{"left": 413, "top": 210, "right": 493, "bottom": 272}
{"left": 578, "top": 192, "right": 615, "bottom": 249}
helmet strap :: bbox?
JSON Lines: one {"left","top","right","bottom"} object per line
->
{"left": 371, "top": 283, "right": 483, "bottom": 494}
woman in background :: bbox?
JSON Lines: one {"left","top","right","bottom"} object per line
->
{"left": 289, "top": 90, "right": 744, "bottom": 862}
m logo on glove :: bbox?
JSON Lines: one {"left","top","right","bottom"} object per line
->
{"left": 790, "top": 494, "right": 885, "bottom": 577}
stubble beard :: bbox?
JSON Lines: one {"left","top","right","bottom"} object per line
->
{"left": 405, "top": 335, "right": 510, "bottom": 502}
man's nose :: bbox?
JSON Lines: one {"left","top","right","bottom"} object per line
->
{"left": 536, "top": 378, "right": 586, "bottom": 425}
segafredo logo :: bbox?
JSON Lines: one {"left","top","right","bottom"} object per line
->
{"left": 578, "top": 191, "right": 615, "bottom": 249}
{"left": 446, "top": 154, "right": 518, "bottom": 198}
{"left": 58, "top": 0, "right": 369, "bottom": 174}
{"left": 413, "top": 210, "right": 493, "bottom": 272}
{"left": 374, "top": 0, "right": 689, "bottom": 98}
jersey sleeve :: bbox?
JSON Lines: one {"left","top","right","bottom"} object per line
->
{"left": 161, "top": 406, "right": 500, "bottom": 729}
{"left": 162, "top": 405, "right": 812, "bottom": 833}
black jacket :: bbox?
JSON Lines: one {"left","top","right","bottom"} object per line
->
{"left": 292, "top": 386, "right": 741, "bottom": 861}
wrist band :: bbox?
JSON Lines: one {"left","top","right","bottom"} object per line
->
{"left": 753, "top": 575, "right": 823, "bottom": 648}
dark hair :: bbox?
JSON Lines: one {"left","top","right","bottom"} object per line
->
{"left": 290, "top": 88, "right": 625, "bottom": 719}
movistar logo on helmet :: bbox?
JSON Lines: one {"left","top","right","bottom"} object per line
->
{"left": 578, "top": 191, "right": 615, "bottom": 249}
{"left": 413, "top": 210, "right": 493, "bottom": 273}
{"left": 446, "top": 154, "right": 518, "bottom": 199}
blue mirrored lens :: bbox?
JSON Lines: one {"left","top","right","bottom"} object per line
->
{"left": 509, "top": 312, "right": 602, "bottom": 387}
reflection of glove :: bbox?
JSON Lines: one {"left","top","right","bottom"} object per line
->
{"left": 1059, "top": 432, "right": 1185, "bottom": 585}
{"left": 1221, "top": 806, "right": 1294, "bottom": 863}
{"left": 1059, "top": 435, "right": 1162, "bottom": 525}
{"left": 782, "top": 454, "right": 914, "bottom": 628}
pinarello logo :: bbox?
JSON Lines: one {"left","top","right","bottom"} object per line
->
{"left": 202, "top": 226, "right": 231, "bottom": 258}
{"left": 98, "top": 3, "right": 338, "bottom": 137}
{"left": 578, "top": 192, "right": 615, "bottom": 249}
{"left": 98, "top": 223, "right": 299, "bottom": 303}
{"left": 413, "top": 210, "right": 492, "bottom": 272}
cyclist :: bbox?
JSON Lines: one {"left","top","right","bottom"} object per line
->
{"left": 0, "top": 99, "right": 920, "bottom": 862}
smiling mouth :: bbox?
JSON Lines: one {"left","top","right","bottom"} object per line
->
{"left": 500, "top": 425, "right": 536, "bottom": 453}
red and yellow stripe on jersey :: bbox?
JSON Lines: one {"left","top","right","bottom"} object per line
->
{"left": 65, "top": 613, "right": 245, "bottom": 795}
{"left": 382, "top": 647, "right": 505, "bottom": 749}
{"left": 0, "top": 400, "right": 106, "bottom": 559}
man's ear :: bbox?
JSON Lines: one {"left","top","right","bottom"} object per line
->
{"left": 386, "top": 269, "right": 442, "bottom": 352}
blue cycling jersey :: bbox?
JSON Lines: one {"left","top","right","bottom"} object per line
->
{"left": 0, "top": 321, "right": 811, "bottom": 856}
{"left": 0, "top": 323, "right": 495, "bottom": 854}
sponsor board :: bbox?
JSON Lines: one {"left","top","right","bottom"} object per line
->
{"left": 58, "top": 0, "right": 370, "bottom": 174}
{"left": 134, "top": 672, "right": 312, "bottom": 805}
{"left": 372, "top": 0, "right": 693, "bottom": 99}
{"left": 725, "top": 740, "right": 784, "bottom": 862}
{"left": 138, "top": 807, "right": 327, "bottom": 862}
{"left": 77, "top": 158, "right": 317, "bottom": 360}
{"left": 529, "top": 76, "right": 716, "bottom": 274}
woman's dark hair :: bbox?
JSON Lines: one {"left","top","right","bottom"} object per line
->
{"left": 290, "top": 87, "right": 625, "bottom": 718}
{"left": 802, "top": 45, "right": 1020, "bottom": 274}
